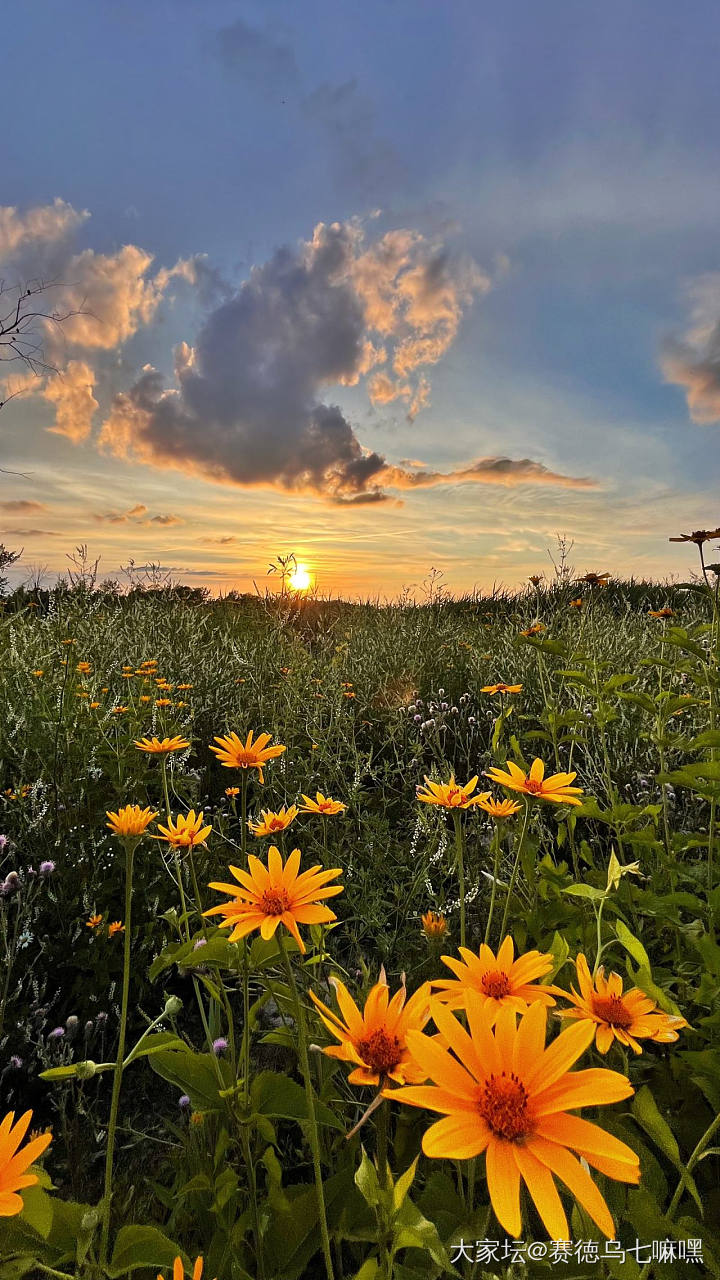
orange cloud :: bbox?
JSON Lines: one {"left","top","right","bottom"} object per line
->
{"left": 43, "top": 361, "right": 98, "bottom": 442}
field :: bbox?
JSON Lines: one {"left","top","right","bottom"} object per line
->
{"left": 1, "top": 564, "right": 719, "bottom": 1280}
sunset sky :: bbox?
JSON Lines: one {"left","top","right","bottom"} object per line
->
{"left": 2, "top": 0, "right": 720, "bottom": 597}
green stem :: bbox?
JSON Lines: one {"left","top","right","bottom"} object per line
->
{"left": 99, "top": 839, "right": 136, "bottom": 1268}
{"left": 638, "top": 1110, "right": 720, "bottom": 1280}
{"left": 278, "top": 933, "right": 335, "bottom": 1280}
{"left": 376, "top": 1098, "right": 389, "bottom": 1189}
{"left": 452, "top": 811, "right": 467, "bottom": 950}
{"left": 499, "top": 801, "right": 530, "bottom": 939}
{"left": 484, "top": 822, "right": 503, "bottom": 944}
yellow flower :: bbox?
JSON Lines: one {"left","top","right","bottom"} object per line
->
{"left": 529, "top": 574, "right": 543, "bottom": 586}
{"left": 570, "top": 598, "right": 583, "bottom": 608}
{"left": 157, "top": 1256, "right": 209, "bottom": 1280}
{"left": 0, "top": 1111, "right": 52, "bottom": 1217}
{"left": 139, "top": 696, "right": 151, "bottom": 703}
{"left": 89, "top": 701, "right": 101, "bottom": 709}
{"left": 155, "top": 698, "right": 173, "bottom": 708}
{"left": 554, "top": 955, "right": 689, "bottom": 1054}
{"left": 481, "top": 683, "right": 523, "bottom": 695}
{"left": 248, "top": 804, "right": 299, "bottom": 837}
{"left": 478, "top": 796, "right": 522, "bottom": 819}
{"left": 209, "top": 730, "right": 286, "bottom": 783}
{"left": 106, "top": 805, "right": 158, "bottom": 838}
{"left": 134, "top": 736, "right": 190, "bottom": 755}
{"left": 111, "top": 706, "right": 129, "bottom": 715}
{"left": 31, "top": 670, "right": 44, "bottom": 678}
{"left": 520, "top": 623, "right": 546, "bottom": 637}
{"left": 648, "top": 607, "right": 674, "bottom": 618}
{"left": 177, "top": 683, "right": 193, "bottom": 690}
{"left": 205, "top": 846, "right": 342, "bottom": 955}
{"left": 76, "top": 661, "right": 92, "bottom": 674}
{"left": 310, "top": 974, "right": 433, "bottom": 1086}
{"left": 387, "top": 999, "right": 639, "bottom": 1240}
{"left": 156, "top": 810, "right": 212, "bottom": 850}
{"left": 485, "top": 758, "right": 583, "bottom": 806}
{"left": 669, "top": 528, "right": 720, "bottom": 545}
{"left": 225, "top": 787, "right": 240, "bottom": 798}
{"left": 299, "top": 791, "right": 347, "bottom": 815}
{"left": 86, "top": 914, "right": 103, "bottom": 929}
{"left": 108, "top": 921, "right": 125, "bottom": 937}
{"left": 579, "top": 571, "right": 610, "bottom": 586}
{"left": 432, "top": 936, "right": 556, "bottom": 1021}
{"left": 416, "top": 775, "right": 491, "bottom": 810}
{"left": 421, "top": 910, "right": 448, "bottom": 941}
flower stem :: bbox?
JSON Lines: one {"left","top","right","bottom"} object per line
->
{"left": 499, "top": 801, "right": 530, "bottom": 939}
{"left": 278, "top": 932, "right": 335, "bottom": 1280}
{"left": 99, "top": 838, "right": 136, "bottom": 1268}
{"left": 452, "top": 811, "right": 467, "bottom": 949}
{"left": 484, "top": 823, "right": 503, "bottom": 944}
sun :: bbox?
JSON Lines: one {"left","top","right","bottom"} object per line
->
{"left": 289, "top": 564, "right": 312, "bottom": 592}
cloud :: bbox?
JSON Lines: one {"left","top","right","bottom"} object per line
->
{"left": 0, "top": 198, "right": 89, "bottom": 263}
{"left": 99, "top": 218, "right": 497, "bottom": 502}
{"left": 215, "top": 18, "right": 299, "bottom": 89}
{"left": 302, "top": 79, "right": 408, "bottom": 201}
{"left": 0, "top": 528, "right": 58, "bottom": 537}
{"left": 379, "top": 457, "right": 598, "bottom": 491}
{"left": 200, "top": 534, "right": 238, "bottom": 544}
{"left": 0, "top": 500, "right": 48, "bottom": 513}
{"left": 43, "top": 361, "right": 98, "bottom": 442}
{"left": 661, "top": 274, "right": 720, "bottom": 423}
{"left": 93, "top": 504, "right": 183, "bottom": 525}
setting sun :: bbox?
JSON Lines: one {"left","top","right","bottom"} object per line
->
{"left": 289, "top": 564, "right": 312, "bottom": 591}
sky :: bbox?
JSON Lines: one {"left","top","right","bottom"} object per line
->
{"left": 1, "top": 0, "right": 720, "bottom": 598}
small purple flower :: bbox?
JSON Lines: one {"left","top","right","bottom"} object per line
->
{"left": 413, "top": 714, "right": 422, "bottom": 723}
{"left": 178, "top": 1094, "right": 191, "bottom": 1109}
{"left": 1, "top": 871, "right": 20, "bottom": 895}
{"left": 10, "top": 1055, "right": 23, "bottom": 1069}
{"left": 85, "top": 1020, "right": 94, "bottom": 1035}
{"left": 0, "top": 834, "right": 8, "bottom": 852}
{"left": 193, "top": 937, "right": 207, "bottom": 950}
{"left": 39, "top": 860, "right": 56, "bottom": 876}
{"left": 26, "top": 866, "right": 36, "bottom": 878}
{"left": 95, "top": 1011, "right": 108, "bottom": 1025}
{"left": 212, "top": 1037, "right": 228, "bottom": 1056}
{"left": 48, "top": 1026, "right": 65, "bottom": 1039}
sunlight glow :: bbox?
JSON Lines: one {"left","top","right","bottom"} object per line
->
{"left": 289, "top": 564, "right": 312, "bottom": 591}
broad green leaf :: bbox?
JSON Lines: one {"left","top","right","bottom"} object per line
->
{"left": 107, "top": 1224, "right": 186, "bottom": 1276}
{"left": 615, "top": 920, "right": 651, "bottom": 971}
{"left": 250, "top": 1070, "right": 344, "bottom": 1130}
{"left": 393, "top": 1157, "right": 419, "bottom": 1211}
{"left": 355, "top": 1149, "right": 381, "bottom": 1208}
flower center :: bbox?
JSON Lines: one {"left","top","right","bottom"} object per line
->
{"left": 592, "top": 994, "right": 633, "bottom": 1028}
{"left": 268, "top": 816, "right": 286, "bottom": 830}
{"left": 356, "top": 1028, "right": 403, "bottom": 1075}
{"left": 480, "top": 969, "right": 511, "bottom": 999}
{"left": 260, "top": 887, "right": 291, "bottom": 916}
{"left": 478, "top": 1071, "right": 532, "bottom": 1141}
{"left": 524, "top": 779, "right": 543, "bottom": 794}
{"left": 236, "top": 751, "right": 259, "bottom": 767}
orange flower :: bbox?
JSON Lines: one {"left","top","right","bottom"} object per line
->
{"left": 134, "top": 735, "right": 190, "bottom": 755}
{"left": 204, "top": 846, "right": 342, "bottom": 954}
{"left": 76, "top": 661, "right": 92, "bottom": 674}
{"left": 155, "top": 698, "right": 172, "bottom": 708}
{"left": 310, "top": 973, "right": 433, "bottom": 1086}
{"left": 529, "top": 575, "right": 543, "bottom": 586}
{"left": 86, "top": 913, "right": 103, "bottom": 929}
{"left": 648, "top": 607, "right": 674, "bottom": 618}
{"left": 416, "top": 775, "right": 491, "bottom": 810}
{"left": 108, "top": 921, "right": 125, "bottom": 937}
{"left": 210, "top": 730, "right": 286, "bottom": 783}
{"left": 481, "top": 683, "right": 523, "bottom": 695}
{"left": 106, "top": 805, "right": 158, "bottom": 838}
{"left": 485, "top": 758, "right": 583, "bottom": 806}
{"left": 111, "top": 706, "right": 129, "bottom": 715}
{"left": 570, "top": 598, "right": 583, "bottom": 608}
{"left": 669, "top": 528, "right": 720, "bottom": 545}
{"left": 387, "top": 999, "right": 639, "bottom": 1240}
{"left": 520, "top": 623, "right": 545, "bottom": 637}
{"left": 299, "top": 791, "right": 347, "bottom": 815}
{"left": 225, "top": 786, "right": 240, "bottom": 798}
{"left": 0, "top": 1110, "right": 52, "bottom": 1217}
{"left": 478, "top": 797, "right": 522, "bottom": 820}
{"left": 421, "top": 910, "right": 448, "bottom": 941}
{"left": 554, "top": 954, "right": 689, "bottom": 1054}
{"left": 432, "top": 937, "right": 555, "bottom": 1021}
{"left": 248, "top": 804, "right": 299, "bottom": 837}
{"left": 157, "top": 1257, "right": 207, "bottom": 1280}
{"left": 579, "top": 572, "right": 610, "bottom": 585}
{"left": 156, "top": 811, "right": 212, "bottom": 850}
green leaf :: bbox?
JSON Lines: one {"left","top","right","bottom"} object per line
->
{"left": 615, "top": 920, "right": 651, "bottom": 971}
{"left": 17, "top": 1184, "right": 53, "bottom": 1241}
{"left": 632, "top": 1086, "right": 681, "bottom": 1167}
{"left": 353, "top": 1262, "right": 380, "bottom": 1280}
{"left": 563, "top": 883, "right": 606, "bottom": 901}
{"left": 391, "top": 1196, "right": 456, "bottom": 1272}
{"left": 393, "top": 1157, "right": 419, "bottom": 1211}
{"left": 355, "top": 1149, "right": 381, "bottom": 1208}
{"left": 107, "top": 1224, "right": 186, "bottom": 1276}
{"left": 149, "top": 1048, "right": 228, "bottom": 1112}
{"left": 250, "top": 1070, "right": 344, "bottom": 1130}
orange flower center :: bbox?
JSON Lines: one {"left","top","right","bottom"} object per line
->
{"left": 356, "top": 1027, "right": 403, "bottom": 1075}
{"left": 479, "top": 1071, "right": 532, "bottom": 1141}
{"left": 524, "top": 778, "right": 544, "bottom": 794}
{"left": 260, "top": 887, "right": 291, "bottom": 916}
{"left": 592, "top": 994, "right": 633, "bottom": 1028}
{"left": 480, "top": 969, "right": 512, "bottom": 999}
{"left": 236, "top": 751, "right": 260, "bottom": 767}
{"left": 268, "top": 816, "right": 286, "bottom": 830}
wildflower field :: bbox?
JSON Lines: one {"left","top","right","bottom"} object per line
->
{"left": 1, "top": 559, "right": 719, "bottom": 1280}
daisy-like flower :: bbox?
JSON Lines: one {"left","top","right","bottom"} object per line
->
{"left": 76, "top": 661, "right": 92, "bottom": 674}
{"left": 156, "top": 810, "right": 212, "bottom": 850}
{"left": 570, "top": 598, "right": 583, "bottom": 608}
{"left": 310, "top": 973, "right": 433, "bottom": 1086}
{"left": 520, "top": 623, "right": 545, "bottom": 637}
{"left": 528, "top": 575, "right": 543, "bottom": 586}
{"left": 416, "top": 775, "right": 491, "bottom": 810}
{"left": 111, "top": 706, "right": 129, "bottom": 715}
{"left": 299, "top": 791, "right": 347, "bottom": 815}
{"left": 204, "top": 845, "right": 342, "bottom": 954}
{"left": 248, "top": 804, "right": 299, "bottom": 837}
{"left": 478, "top": 797, "right": 522, "bottom": 820}
{"left": 433, "top": 937, "right": 556, "bottom": 1021}
{"left": 108, "top": 921, "right": 125, "bottom": 937}
{"left": 155, "top": 698, "right": 173, "bottom": 708}
{"left": 106, "top": 805, "right": 158, "bottom": 838}
{"left": 86, "top": 913, "right": 103, "bottom": 929}
{"left": 669, "top": 528, "right": 720, "bottom": 545}
{"left": 134, "top": 735, "right": 190, "bottom": 755}
{"left": 554, "top": 954, "right": 689, "bottom": 1054}
{"left": 579, "top": 572, "right": 610, "bottom": 586}
{"left": 0, "top": 1110, "right": 52, "bottom": 1217}
{"left": 421, "top": 910, "right": 448, "bottom": 941}
{"left": 388, "top": 999, "right": 639, "bottom": 1240}
{"left": 31, "top": 669, "right": 44, "bottom": 677}
{"left": 225, "top": 786, "right": 240, "bottom": 798}
{"left": 157, "top": 1258, "right": 209, "bottom": 1280}
{"left": 485, "top": 758, "right": 583, "bottom": 806}
{"left": 481, "top": 683, "right": 523, "bottom": 695}
{"left": 210, "top": 730, "right": 286, "bottom": 783}
{"left": 648, "top": 608, "right": 674, "bottom": 618}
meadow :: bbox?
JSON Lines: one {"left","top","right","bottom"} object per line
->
{"left": 0, "top": 549, "right": 719, "bottom": 1280}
